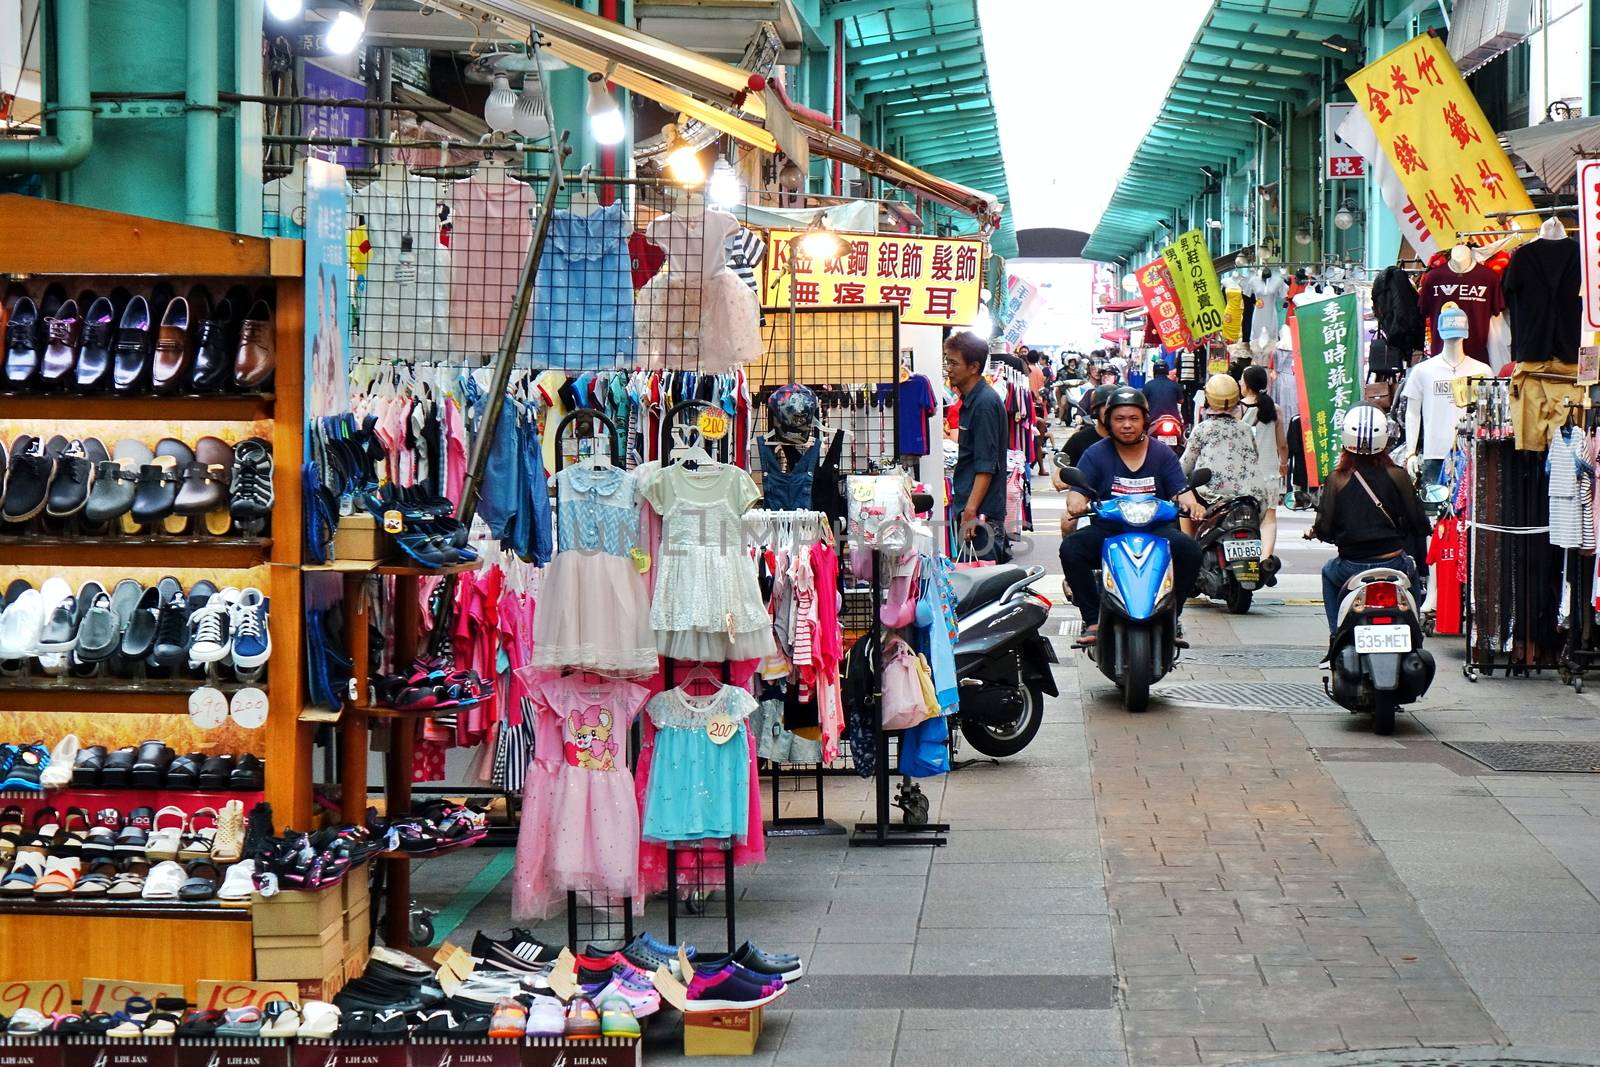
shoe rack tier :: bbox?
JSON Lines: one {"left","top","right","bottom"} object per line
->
{"left": 1, "top": 198, "right": 308, "bottom": 993}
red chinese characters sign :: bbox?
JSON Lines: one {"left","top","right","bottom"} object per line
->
{"left": 763, "top": 230, "right": 984, "bottom": 327}
{"left": 1345, "top": 32, "right": 1534, "bottom": 249}
{"left": 1135, "top": 259, "right": 1193, "bottom": 350}
{"left": 1578, "top": 158, "right": 1600, "bottom": 332}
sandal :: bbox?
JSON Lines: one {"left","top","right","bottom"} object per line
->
{"left": 0, "top": 805, "right": 22, "bottom": 858}
{"left": 1075, "top": 624, "right": 1098, "bottom": 647}
{"left": 142, "top": 860, "right": 185, "bottom": 900}
{"left": 32, "top": 855, "right": 81, "bottom": 896}
{"left": 177, "top": 858, "right": 222, "bottom": 902}
{"left": 211, "top": 800, "right": 245, "bottom": 863}
{"left": 145, "top": 805, "right": 187, "bottom": 861}
{"left": 178, "top": 808, "right": 218, "bottom": 861}
{"left": 55, "top": 807, "right": 90, "bottom": 857}
{"left": 0, "top": 851, "right": 46, "bottom": 894}
{"left": 297, "top": 1002, "right": 339, "bottom": 1040}
{"left": 214, "top": 1007, "right": 262, "bottom": 1038}
{"left": 17, "top": 807, "right": 60, "bottom": 855}
{"left": 259, "top": 1002, "right": 300, "bottom": 1039}
{"left": 177, "top": 1010, "right": 224, "bottom": 1037}
{"left": 106, "top": 857, "right": 149, "bottom": 898}
{"left": 73, "top": 857, "right": 118, "bottom": 896}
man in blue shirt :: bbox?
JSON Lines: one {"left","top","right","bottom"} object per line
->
{"left": 1141, "top": 360, "right": 1185, "bottom": 424}
{"left": 945, "top": 331, "right": 1010, "bottom": 561}
{"left": 1060, "top": 387, "right": 1204, "bottom": 645}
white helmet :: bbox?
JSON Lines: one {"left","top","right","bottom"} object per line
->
{"left": 1341, "top": 405, "right": 1389, "bottom": 455}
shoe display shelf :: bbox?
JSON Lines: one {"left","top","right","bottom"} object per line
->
{"left": 0, "top": 197, "right": 310, "bottom": 992}
{"left": 0, "top": 1036, "right": 640, "bottom": 1067}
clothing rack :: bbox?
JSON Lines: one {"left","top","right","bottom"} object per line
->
{"left": 851, "top": 546, "right": 949, "bottom": 848}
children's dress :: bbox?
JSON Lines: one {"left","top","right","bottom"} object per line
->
{"left": 531, "top": 462, "right": 656, "bottom": 677}
{"left": 635, "top": 209, "right": 762, "bottom": 372}
{"left": 639, "top": 463, "right": 774, "bottom": 661}
{"left": 641, "top": 685, "right": 758, "bottom": 843}
{"left": 512, "top": 674, "right": 649, "bottom": 919}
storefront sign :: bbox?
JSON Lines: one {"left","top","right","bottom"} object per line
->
{"left": 302, "top": 63, "right": 369, "bottom": 169}
{"left": 305, "top": 157, "right": 351, "bottom": 429}
{"left": 1133, "top": 260, "right": 1193, "bottom": 351}
{"left": 1293, "top": 293, "right": 1361, "bottom": 485}
{"left": 1159, "top": 230, "right": 1224, "bottom": 339}
{"left": 1346, "top": 32, "right": 1534, "bottom": 250}
{"left": 1325, "top": 102, "right": 1366, "bottom": 179}
{"left": 763, "top": 231, "right": 983, "bottom": 327}
{"left": 1577, "top": 158, "right": 1600, "bottom": 331}
{"left": 999, "top": 274, "right": 1044, "bottom": 348}
{"left": 62, "top": 1043, "right": 173, "bottom": 1067}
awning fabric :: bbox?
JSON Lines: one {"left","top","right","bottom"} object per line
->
{"left": 1098, "top": 299, "right": 1144, "bottom": 313}
{"left": 1500, "top": 117, "right": 1600, "bottom": 197}
{"left": 438, "top": 0, "right": 999, "bottom": 222}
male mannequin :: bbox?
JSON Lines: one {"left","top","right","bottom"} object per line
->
{"left": 1402, "top": 302, "right": 1489, "bottom": 483}
{"left": 1417, "top": 244, "right": 1503, "bottom": 363}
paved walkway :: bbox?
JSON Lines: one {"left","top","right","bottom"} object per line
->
{"left": 408, "top": 479, "right": 1600, "bottom": 1065}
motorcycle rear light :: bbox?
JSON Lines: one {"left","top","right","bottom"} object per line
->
{"left": 1369, "top": 615, "right": 1395, "bottom": 624}
{"left": 1364, "top": 582, "right": 1400, "bottom": 609}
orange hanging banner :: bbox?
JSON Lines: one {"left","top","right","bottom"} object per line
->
{"left": 1134, "top": 259, "right": 1194, "bottom": 351}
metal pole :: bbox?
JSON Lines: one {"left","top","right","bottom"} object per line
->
{"left": 185, "top": 0, "right": 220, "bottom": 229}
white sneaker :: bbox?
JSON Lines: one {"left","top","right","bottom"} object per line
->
{"left": 40, "top": 733, "right": 79, "bottom": 788}
{"left": 0, "top": 589, "right": 44, "bottom": 658}
{"left": 188, "top": 599, "right": 232, "bottom": 664}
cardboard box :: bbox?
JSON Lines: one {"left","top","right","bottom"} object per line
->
{"left": 252, "top": 886, "right": 343, "bottom": 937}
{"left": 683, "top": 1007, "right": 764, "bottom": 1057}
{"left": 293, "top": 964, "right": 345, "bottom": 1003}
{"left": 332, "top": 513, "right": 387, "bottom": 562}
{"left": 254, "top": 923, "right": 344, "bottom": 980}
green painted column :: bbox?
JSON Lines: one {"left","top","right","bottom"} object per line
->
{"left": 548, "top": 0, "right": 607, "bottom": 174}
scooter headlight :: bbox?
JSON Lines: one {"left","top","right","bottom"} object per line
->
{"left": 1118, "top": 499, "right": 1159, "bottom": 526}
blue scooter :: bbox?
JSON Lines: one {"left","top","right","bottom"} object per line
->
{"left": 1060, "top": 465, "right": 1211, "bottom": 712}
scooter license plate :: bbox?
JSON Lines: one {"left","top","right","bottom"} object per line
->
{"left": 1353, "top": 624, "right": 1412, "bottom": 653}
{"left": 1222, "top": 538, "right": 1263, "bottom": 561}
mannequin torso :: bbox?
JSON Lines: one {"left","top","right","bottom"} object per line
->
{"left": 1404, "top": 338, "right": 1490, "bottom": 463}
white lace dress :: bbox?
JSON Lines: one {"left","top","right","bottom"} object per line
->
{"left": 635, "top": 209, "right": 763, "bottom": 372}
{"left": 640, "top": 463, "right": 774, "bottom": 661}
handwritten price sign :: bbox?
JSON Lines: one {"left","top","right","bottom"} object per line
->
{"left": 195, "top": 981, "right": 299, "bottom": 1011}
{"left": 0, "top": 980, "right": 70, "bottom": 1016}
{"left": 82, "top": 978, "right": 185, "bottom": 1014}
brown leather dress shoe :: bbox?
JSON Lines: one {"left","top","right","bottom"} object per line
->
{"left": 234, "top": 300, "right": 275, "bottom": 390}
{"left": 151, "top": 297, "right": 193, "bottom": 394}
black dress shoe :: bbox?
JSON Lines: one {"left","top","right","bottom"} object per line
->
{"left": 75, "top": 296, "right": 117, "bottom": 392}
{"left": 5, "top": 296, "right": 41, "bottom": 387}
{"left": 148, "top": 592, "right": 191, "bottom": 669}
{"left": 112, "top": 295, "right": 152, "bottom": 394}
{"left": 73, "top": 746, "right": 107, "bottom": 787}
{"left": 131, "top": 462, "right": 179, "bottom": 525}
{"left": 120, "top": 585, "right": 163, "bottom": 660}
{"left": 2, "top": 437, "right": 54, "bottom": 523}
{"left": 190, "top": 298, "right": 235, "bottom": 393}
{"left": 45, "top": 440, "right": 94, "bottom": 517}
{"left": 83, "top": 460, "right": 137, "bottom": 525}
{"left": 130, "top": 740, "right": 175, "bottom": 789}
{"left": 230, "top": 753, "right": 264, "bottom": 791}
{"left": 39, "top": 298, "right": 82, "bottom": 390}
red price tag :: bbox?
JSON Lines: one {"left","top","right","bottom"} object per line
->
{"left": 196, "top": 980, "right": 299, "bottom": 1011}
{"left": 0, "top": 980, "right": 69, "bottom": 1016}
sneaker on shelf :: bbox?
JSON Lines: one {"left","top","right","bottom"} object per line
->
{"left": 684, "top": 966, "right": 788, "bottom": 1010}
{"left": 187, "top": 599, "right": 232, "bottom": 665}
{"left": 523, "top": 995, "right": 565, "bottom": 1039}
{"left": 472, "top": 928, "right": 558, "bottom": 973}
{"left": 563, "top": 996, "right": 601, "bottom": 1041}
{"left": 591, "top": 972, "right": 660, "bottom": 1019}
{"left": 231, "top": 588, "right": 270, "bottom": 671}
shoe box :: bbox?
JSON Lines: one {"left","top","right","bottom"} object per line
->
{"left": 332, "top": 514, "right": 389, "bottom": 562}
{"left": 251, "top": 885, "right": 347, "bottom": 981}
{"left": 651, "top": 956, "right": 766, "bottom": 1058}
{"left": 342, "top": 874, "right": 371, "bottom": 980}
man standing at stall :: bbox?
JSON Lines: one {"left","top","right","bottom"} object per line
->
{"left": 945, "top": 331, "right": 1011, "bottom": 562}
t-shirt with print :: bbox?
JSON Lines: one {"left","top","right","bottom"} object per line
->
{"left": 896, "top": 374, "right": 937, "bottom": 456}
{"left": 1400, "top": 354, "right": 1490, "bottom": 459}
{"left": 1073, "top": 436, "right": 1186, "bottom": 504}
{"left": 1417, "top": 264, "right": 1503, "bottom": 361}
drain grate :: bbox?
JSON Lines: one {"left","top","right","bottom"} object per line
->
{"left": 1181, "top": 644, "right": 1324, "bottom": 668}
{"left": 1155, "top": 680, "right": 1334, "bottom": 710}
{"left": 1444, "top": 740, "right": 1600, "bottom": 773}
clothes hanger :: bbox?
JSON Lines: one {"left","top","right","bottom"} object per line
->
{"left": 1539, "top": 215, "right": 1568, "bottom": 240}
{"left": 570, "top": 165, "right": 601, "bottom": 217}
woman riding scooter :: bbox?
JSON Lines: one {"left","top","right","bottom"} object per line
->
{"left": 1179, "top": 374, "right": 1260, "bottom": 537}
{"left": 1305, "top": 405, "right": 1430, "bottom": 664}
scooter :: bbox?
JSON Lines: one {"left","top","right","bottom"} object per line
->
{"left": 944, "top": 563, "right": 1059, "bottom": 757}
{"left": 1057, "top": 377, "right": 1087, "bottom": 425}
{"left": 1060, "top": 464, "right": 1212, "bottom": 712}
{"left": 1150, "top": 413, "right": 1186, "bottom": 453}
{"left": 1192, "top": 495, "right": 1268, "bottom": 615}
{"left": 1325, "top": 566, "right": 1435, "bottom": 734}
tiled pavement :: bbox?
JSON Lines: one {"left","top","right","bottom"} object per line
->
{"left": 410, "top": 491, "right": 1600, "bottom": 1065}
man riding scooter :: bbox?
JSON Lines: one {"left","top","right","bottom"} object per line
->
{"left": 1060, "top": 387, "right": 1205, "bottom": 648}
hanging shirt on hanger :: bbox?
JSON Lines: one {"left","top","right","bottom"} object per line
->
{"left": 449, "top": 169, "right": 535, "bottom": 349}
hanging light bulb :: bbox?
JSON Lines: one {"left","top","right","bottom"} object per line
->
{"left": 1334, "top": 198, "right": 1360, "bottom": 231}
{"left": 483, "top": 74, "right": 518, "bottom": 134}
{"left": 513, "top": 77, "right": 550, "bottom": 139}
{"left": 323, "top": 10, "right": 364, "bottom": 54}
{"left": 265, "top": 0, "right": 303, "bottom": 20}
{"left": 797, "top": 220, "right": 848, "bottom": 261}
{"left": 586, "top": 72, "right": 625, "bottom": 146}
{"left": 664, "top": 125, "right": 705, "bottom": 186}
{"left": 707, "top": 155, "right": 741, "bottom": 210}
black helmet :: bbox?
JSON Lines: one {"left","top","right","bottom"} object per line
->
{"left": 1100, "top": 385, "right": 1150, "bottom": 429}
{"left": 767, "top": 384, "right": 819, "bottom": 441}
{"left": 1089, "top": 383, "right": 1118, "bottom": 416}
{"left": 1151, "top": 359, "right": 1168, "bottom": 375}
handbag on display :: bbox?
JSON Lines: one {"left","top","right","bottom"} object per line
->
{"left": 898, "top": 713, "right": 951, "bottom": 778}
{"left": 880, "top": 637, "right": 931, "bottom": 731}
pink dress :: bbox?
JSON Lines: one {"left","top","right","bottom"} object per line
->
{"left": 449, "top": 172, "right": 535, "bottom": 349}
{"left": 512, "top": 674, "right": 650, "bottom": 920}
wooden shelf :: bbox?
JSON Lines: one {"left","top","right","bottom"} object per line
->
{"left": 0, "top": 787, "right": 264, "bottom": 802}
{"left": 0, "top": 392, "right": 273, "bottom": 422}
{"left": 374, "top": 560, "right": 480, "bottom": 576}
{"left": 0, "top": 677, "right": 265, "bottom": 714}
{"left": 0, "top": 897, "right": 249, "bottom": 918}
{"left": 0, "top": 536, "right": 271, "bottom": 567}
{"left": 349, "top": 704, "right": 438, "bottom": 720}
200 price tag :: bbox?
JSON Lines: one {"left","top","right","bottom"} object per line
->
{"left": 705, "top": 713, "right": 738, "bottom": 745}
{"left": 697, "top": 409, "right": 730, "bottom": 440}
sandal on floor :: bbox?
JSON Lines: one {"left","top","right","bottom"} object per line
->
{"left": 1074, "top": 624, "right": 1098, "bottom": 647}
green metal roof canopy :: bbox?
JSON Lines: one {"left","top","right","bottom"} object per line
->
{"left": 1081, "top": 0, "right": 1362, "bottom": 264}
{"left": 828, "top": 0, "right": 1015, "bottom": 257}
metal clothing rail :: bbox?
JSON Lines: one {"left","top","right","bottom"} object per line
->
{"left": 261, "top": 134, "right": 554, "bottom": 154}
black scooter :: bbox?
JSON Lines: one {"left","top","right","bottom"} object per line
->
{"left": 1325, "top": 566, "right": 1435, "bottom": 734}
{"left": 1192, "top": 495, "right": 1271, "bottom": 615}
{"left": 946, "top": 563, "right": 1058, "bottom": 757}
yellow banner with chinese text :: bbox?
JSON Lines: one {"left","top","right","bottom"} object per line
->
{"left": 1345, "top": 32, "right": 1534, "bottom": 249}
{"left": 763, "top": 230, "right": 984, "bottom": 327}
{"left": 1160, "top": 229, "right": 1225, "bottom": 339}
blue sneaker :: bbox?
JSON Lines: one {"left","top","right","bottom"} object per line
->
{"left": 230, "top": 589, "right": 270, "bottom": 671}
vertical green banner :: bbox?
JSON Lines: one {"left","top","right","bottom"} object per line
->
{"left": 1160, "top": 229, "right": 1225, "bottom": 338}
{"left": 1293, "top": 293, "right": 1361, "bottom": 486}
